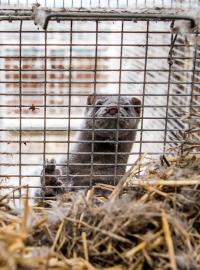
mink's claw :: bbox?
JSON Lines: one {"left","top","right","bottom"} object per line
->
{"left": 44, "top": 158, "right": 56, "bottom": 173}
{"left": 40, "top": 159, "right": 64, "bottom": 198}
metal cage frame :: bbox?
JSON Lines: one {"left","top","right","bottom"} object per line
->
{"left": 0, "top": 5, "right": 199, "bottom": 203}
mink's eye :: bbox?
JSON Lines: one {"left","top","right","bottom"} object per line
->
{"left": 124, "top": 103, "right": 130, "bottom": 111}
{"left": 96, "top": 100, "right": 103, "bottom": 107}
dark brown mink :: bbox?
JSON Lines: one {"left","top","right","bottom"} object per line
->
{"left": 40, "top": 95, "right": 141, "bottom": 197}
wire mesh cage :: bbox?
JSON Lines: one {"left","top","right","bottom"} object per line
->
{"left": 0, "top": 0, "right": 199, "bottom": 204}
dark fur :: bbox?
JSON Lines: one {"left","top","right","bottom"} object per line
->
{"left": 40, "top": 95, "right": 141, "bottom": 197}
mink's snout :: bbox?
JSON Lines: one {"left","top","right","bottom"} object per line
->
{"left": 106, "top": 106, "right": 118, "bottom": 115}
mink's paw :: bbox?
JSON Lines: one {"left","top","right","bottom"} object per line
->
{"left": 40, "top": 159, "right": 65, "bottom": 198}
{"left": 44, "top": 158, "right": 56, "bottom": 173}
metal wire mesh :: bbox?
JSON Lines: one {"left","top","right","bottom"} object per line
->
{"left": 0, "top": 5, "right": 199, "bottom": 203}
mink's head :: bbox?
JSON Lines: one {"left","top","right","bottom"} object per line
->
{"left": 85, "top": 95, "right": 141, "bottom": 140}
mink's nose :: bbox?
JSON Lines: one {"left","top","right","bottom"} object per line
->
{"left": 107, "top": 106, "right": 118, "bottom": 115}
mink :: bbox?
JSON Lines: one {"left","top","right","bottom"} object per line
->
{"left": 40, "top": 95, "right": 141, "bottom": 198}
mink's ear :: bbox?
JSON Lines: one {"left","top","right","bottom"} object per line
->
{"left": 87, "top": 95, "right": 96, "bottom": 105}
{"left": 131, "top": 97, "right": 142, "bottom": 115}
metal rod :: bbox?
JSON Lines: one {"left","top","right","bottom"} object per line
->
{"left": 43, "top": 12, "right": 196, "bottom": 30}
{"left": 18, "top": 20, "right": 22, "bottom": 201}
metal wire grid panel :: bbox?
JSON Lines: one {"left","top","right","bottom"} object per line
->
{"left": 0, "top": 0, "right": 200, "bottom": 9}
{"left": 0, "top": 14, "right": 199, "bottom": 202}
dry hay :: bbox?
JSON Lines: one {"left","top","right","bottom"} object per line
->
{"left": 0, "top": 115, "right": 200, "bottom": 270}
{"left": 0, "top": 152, "right": 199, "bottom": 270}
